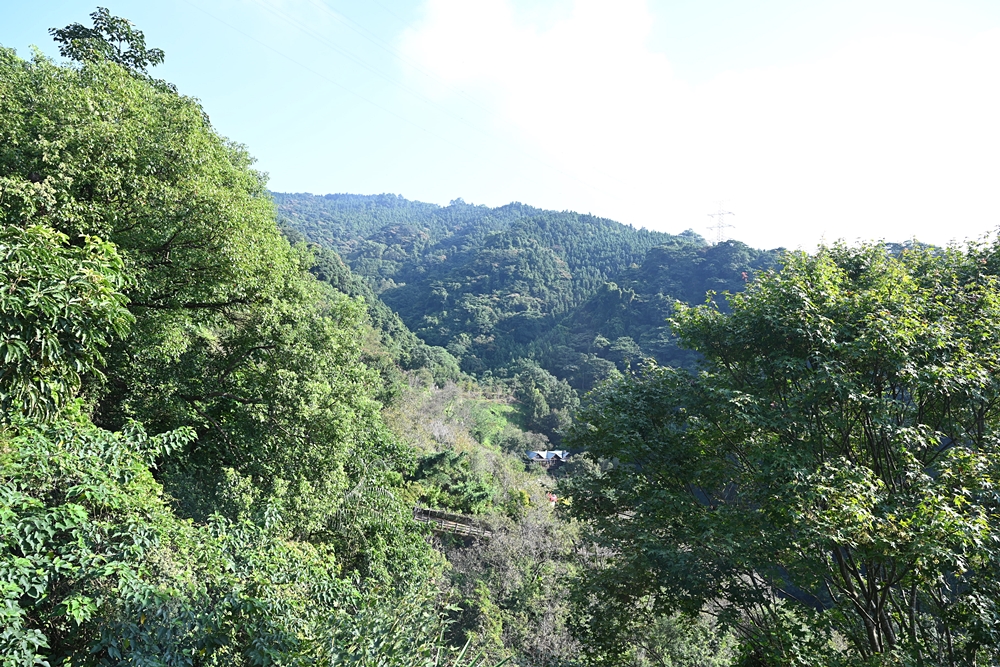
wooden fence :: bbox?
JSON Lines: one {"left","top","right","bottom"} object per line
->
{"left": 412, "top": 506, "right": 493, "bottom": 539}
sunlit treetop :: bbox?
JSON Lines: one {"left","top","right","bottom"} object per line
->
{"left": 49, "top": 6, "right": 164, "bottom": 74}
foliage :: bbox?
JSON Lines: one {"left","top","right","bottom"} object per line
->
{"left": 49, "top": 7, "right": 165, "bottom": 74}
{"left": 410, "top": 450, "right": 499, "bottom": 515}
{"left": 0, "top": 410, "right": 487, "bottom": 666}
{"left": 505, "top": 360, "right": 579, "bottom": 444}
{"left": 300, "top": 237, "right": 463, "bottom": 391}
{"left": 386, "top": 379, "right": 534, "bottom": 516}
{"left": 633, "top": 614, "right": 737, "bottom": 667}
{"left": 0, "top": 225, "right": 131, "bottom": 420}
{"left": 444, "top": 504, "right": 582, "bottom": 666}
{"left": 274, "top": 194, "right": 692, "bottom": 383}
{"left": 530, "top": 239, "right": 781, "bottom": 391}
{"left": 0, "top": 21, "right": 465, "bottom": 665}
{"left": 0, "top": 41, "right": 428, "bottom": 568}
{"left": 563, "top": 243, "right": 1000, "bottom": 664}
{"left": 1, "top": 411, "right": 320, "bottom": 665}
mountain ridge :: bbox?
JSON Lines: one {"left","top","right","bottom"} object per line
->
{"left": 275, "top": 191, "right": 781, "bottom": 397}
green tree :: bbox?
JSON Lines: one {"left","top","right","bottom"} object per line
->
{"left": 0, "top": 39, "right": 425, "bottom": 566}
{"left": 510, "top": 360, "right": 579, "bottom": 443}
{"left": 409, "top": 450, "right": 498, "bottom": 515}
{"left": 564, "top": 243, "right": 1000, "bottom": 665}
{"left": 0, "top": 225, "right": 131, "bottom": 420}
{"left": 0, "top": 409, "right": 479, "bottom": 666}
{"left": 0, "top": 15, "right": 516, "bottom": 666}
{"left": 49, "top": 7, "right": 165, "bottom": 73}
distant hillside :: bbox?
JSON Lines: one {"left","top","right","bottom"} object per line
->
{"left": 275, "top": 192, "right": 781, "bottom": 394}
{"left": 531, "top": 239, "right": 783, "bottom": 390}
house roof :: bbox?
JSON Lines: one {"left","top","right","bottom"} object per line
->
{"left": 526, "top": 450, "right": 570, "bottom": 460}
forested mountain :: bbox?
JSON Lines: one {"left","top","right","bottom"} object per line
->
{"left": 274, "top": 193, "right": 678, "bottom": 309}
{"left": 564, "top": 244, "right": 1000, "bottom": 664}
{"left": 0, "top": 14, "right": 573, "bottom": 665}
{"left": 531, "top": 239, "right": 782, "bottom": 390}
{"left": 13, "top": 9, "right": 1000, "bottom": 667}
{"left": 275, "top": 192, "right": 781, "bottom": 392}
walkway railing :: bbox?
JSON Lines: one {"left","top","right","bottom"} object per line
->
{"left": 413, "top": 506, "right": 493, "bottom": 538}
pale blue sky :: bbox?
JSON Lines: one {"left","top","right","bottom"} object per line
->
{"left": 5, "top": 1, "right": 1000, "bottom": 249}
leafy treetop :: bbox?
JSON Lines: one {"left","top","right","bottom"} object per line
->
{"left": 49, "top": 6, "right": 164, "bottom": 73}
{"left": 563, "top": 242, "right": 1000, "bottom": 664}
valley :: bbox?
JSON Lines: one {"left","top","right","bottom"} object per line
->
{"left": 4, "top": 8, "right": 999, "bottom": 666}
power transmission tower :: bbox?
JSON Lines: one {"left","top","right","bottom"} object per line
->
{"left": 707, "top": 203, "right": 735, "bottom": 244}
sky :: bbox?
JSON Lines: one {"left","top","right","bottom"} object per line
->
{"left": 5, "top": 0, "right": 1000, "bottom": 249}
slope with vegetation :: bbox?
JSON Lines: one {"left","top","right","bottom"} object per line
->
{"left": 563, "top": 242, "right": 1000, "bottom": 664}
{"left": 275, "top": 193, "right": 781, "bottom": 396}
{"left": 274, "top": 194, "right": 673, "bottom": 370}
{"left": 0, "top": 12, "right": 523, "bottom": 665}
{"left": 529, "top": 238, "right": 781, "bottom": 391}
{"left": 11, "top": 7, "right": 1000, "bottom": 667}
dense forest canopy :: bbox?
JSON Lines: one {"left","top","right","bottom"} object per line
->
{"left": 276, "top": 192, "right": 782, "bottom": 424}
{"left": 0, "top": 12, "right": 493, "bottom": 664}
{"left": 564, "top": 243, "right": 1000, "bottom": 664}
{"left": 6, "top": 8, "right": 1000, "bottom": 667}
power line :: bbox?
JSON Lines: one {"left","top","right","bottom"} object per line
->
{"left": 365, "top": 0, "right": 413, "bottom": 30}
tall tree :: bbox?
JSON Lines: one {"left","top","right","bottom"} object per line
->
{"left": 0, "top": 225, "right": 130, "bottom": 420}
{"left": 564, "top": 243, "right": 1000, "bottom": 665}
{"left": 1, "top": 16, "right": 463, "bottom": 665}
{"left": 0, "top": 23, "right": 421, "bottom": 569}
{"left": 49, "top": 7, "right": 164, "bottom": 73}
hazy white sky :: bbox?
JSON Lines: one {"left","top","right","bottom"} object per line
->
{"left": 6, "top": 0, "right": 1000, "bottom": 249}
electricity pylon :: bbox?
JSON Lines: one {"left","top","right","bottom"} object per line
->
{"left": 707, "top": 203, "right": 735, "bottom": 244}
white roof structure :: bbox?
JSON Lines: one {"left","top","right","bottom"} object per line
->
{"left": 526, "top": 450, "right": 570, "bottom": 461}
